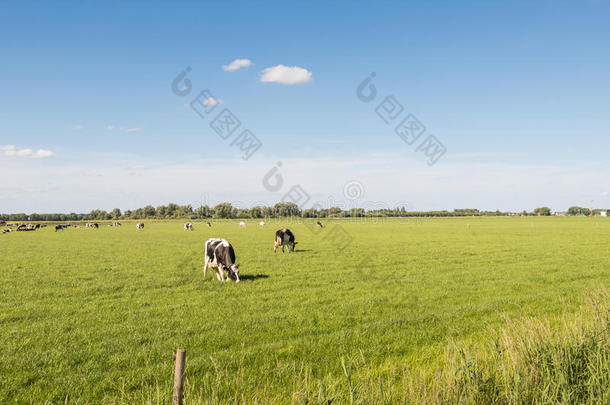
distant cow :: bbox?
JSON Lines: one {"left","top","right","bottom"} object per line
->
{"left": 92, "top": 223, "right": 99, "bottom": 229}
{"left": 184, "top": 223, "right": 194, "bottom": 231}
{"left": 274, "top": 228, "right": 297, "bottom": 253}
{"left": 239, "top": 221, "right": 246, "bottom": 228}
{"left": 206, "top": 222, "right": 212, "bottom": 227}
{"left": 316, "top": 221, "right": 323, "bottom": 228}
{"left": 136, "top": 223, "right": 144, "bottom": 231}
{"left": 203, "top": 238, "right": 240, "bottom": 282}
{"left": 259, "top": 221, "right": 265, "bottom": 227}
{"left": 55, "top": 224, "right": 67, "bottom": 232}
{"left": 112, "top": 222, "right": 122, "bottom": 227}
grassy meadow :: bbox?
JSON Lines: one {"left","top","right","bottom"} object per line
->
{"left": 1, "top": 217, "right": 609, "bottom": 403}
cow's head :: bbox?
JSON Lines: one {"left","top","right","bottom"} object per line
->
{"left": 228, "top": 264, "right": 240, "bottom": 282}
{"left": 288, "top": 241, "right": 298, "bottom": 252}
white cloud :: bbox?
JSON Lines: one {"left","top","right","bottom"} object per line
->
{"left": 73, "top": 125, "right": 84, "bottom": 130}
{"left": 260, "top": 64, "right": 313, "bottom": 85}
{"left": 110, "top": 126, "right": 141, "bottom": 133}
{"left": 1, "top": 145, "right": 54, "bottom": 158}
{"left": 222, "top": 58, "right": 253, "bottom": 72}
{"left": 203, "top": 97, "right": 222, "bottom": 106}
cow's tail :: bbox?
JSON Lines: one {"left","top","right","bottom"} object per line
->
{"left": 204, "top": 239, "right": 210, "bottom": 261}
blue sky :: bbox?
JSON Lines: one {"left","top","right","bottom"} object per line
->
{"left": 1, "top": 0, "right": 609, "bottom": 213}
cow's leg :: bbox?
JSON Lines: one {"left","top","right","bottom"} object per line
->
{"left": 217, "top": 265, "right": 225, "bottom": 282}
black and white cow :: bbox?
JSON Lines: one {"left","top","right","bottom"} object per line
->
{"left": 274, "top": 228, "right": 297, "bottom": 253}
{"left": 316, "top": 221, "right": 323, "bottom": 228}
{"left": 136, "top": 223, "right": 144, "bottom": 231}
{"left": 55, "top": 224, "right": 67, "bottom": 232}
{"left": 184, "top": 222, "right": 194, "bottom": 231}
{"left": 203, "top": 238, "right": 240, "bottom": 282}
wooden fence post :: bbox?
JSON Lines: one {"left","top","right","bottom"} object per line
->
{"left": 173, "top": 349, "right": 186, "bottom": 405}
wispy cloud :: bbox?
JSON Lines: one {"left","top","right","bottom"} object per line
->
{"left": 2, "top": 151, "right": 608, "bottom": 213}
{"left": 73, "top": 124, "right": 84, "bottom": 130}
{"left": 222, "top": 58, "right": 253, "bottom": 72}
{"left": 260, "top": 64, "right": 313, "bottom": 85}
{"left": 203, "top": 97, "right": 222, "bottom": 106}
{"left": 1, "top": 145, "right": 54, "bottom": 158}
{"left": 107, "top": 125, "right": 141, "bottom": 133}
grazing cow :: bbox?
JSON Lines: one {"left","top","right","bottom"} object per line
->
{"left": 206, "top": 222, "right": 212, "bottom": 227}
{"left": 55, "top": 224, "right": 67, "bottom": 232}
{"left": 316, "top": 221, "right": 324, "bottom": 228}
{"left": 274, "top": 228, "right": 297, "bottom": 253}
{"left": 184, "top": 222, "right": 194, "bottom": 231}
{"left": 136, "top": 223, "right": 144, "bottom": 231}
{"left": 92, "top": 223, "right": 99, "bottom": 229}
{"left": 203, "top": 238, "right": 240, "bottom": 282}
{"left": 239, "top": 221, "right": 246, "bottom": 228}
{"left": 259, "top": 221, "right": 265, "bottom": 227}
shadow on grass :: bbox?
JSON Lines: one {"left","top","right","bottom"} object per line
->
{"left": 239, "top": 274, "right": 269, "bottom": 282}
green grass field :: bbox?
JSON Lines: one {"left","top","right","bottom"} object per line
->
{"left": 1, "top": 217, "right": 609, "bottom": 403}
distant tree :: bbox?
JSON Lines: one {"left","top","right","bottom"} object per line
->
{"left": 110, "top": 208, "right": 122, "bottom": 220}
{"left": 143, "top": 205, "right": 156, "bottom": 218}
{"left": 329, "top": 207, "right": 343, "bottom": 217}
{"left": 249, "top": 206, "right": 264, "bottom": 218}
{"left": 156, "top": 205, "right": 167, "bottom": 218}
{"left": 568, "top": 206, "right": 588, "bottom": 216}
{"left": 534, "top": 207, "right": 551, "bottom": 216}
{"left": 166, "top": 203, "right": 179, "bottom": 218}
{"left": 302, "top": 208, "right": 319, "bottom": 218}
{"left": 193, "top": 205, "right": 213, "bottom": 219}
{"left": 174, "top": 205, "right": 193, "bottom": 218}
{"left": 213, "top": 202, "right": 233, "bottom": 219}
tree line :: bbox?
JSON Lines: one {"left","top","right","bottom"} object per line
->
{"left": 0, "top": 204, "right": 602, "bottom": 222}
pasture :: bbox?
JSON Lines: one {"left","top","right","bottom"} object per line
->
{"left": 1, "top": 217, "right": 609, "bottom": 403}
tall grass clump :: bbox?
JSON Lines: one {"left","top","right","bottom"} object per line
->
{"left": 377, "top": 289, "right": 610, "bottom": 404}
